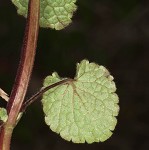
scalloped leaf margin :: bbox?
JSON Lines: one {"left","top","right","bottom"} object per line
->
{"left": 12, "top": 0, "right": 77, "bottom": 30}
{"left": 42, "top": 60, "right": 119, "bottom": 143}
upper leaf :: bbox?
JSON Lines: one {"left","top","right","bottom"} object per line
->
{"left": 12, "top": 0, "right": 77, "bottom": 30}
{"left": 42, "top": 60, "right": 119, "bottom": 143}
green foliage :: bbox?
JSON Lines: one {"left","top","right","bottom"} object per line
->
{"left": 42, "top": 60, "right": 119, "bottom": 143}
{"left": 12, "top": 0, "right": 77, "bottom": 30}
{"left": 0, "top": 108, "right": 8, "bottom": 123}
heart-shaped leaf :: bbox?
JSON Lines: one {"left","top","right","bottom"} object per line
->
{"left": 42, "top": 60, "right": 119, "bottom": 143}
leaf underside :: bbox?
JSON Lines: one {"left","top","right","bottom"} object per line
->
{"left": 12, "top": 0, "right": 77, "bottom": 30}
{"left": 42, "top": 60, "right": 119, "bottom": 143}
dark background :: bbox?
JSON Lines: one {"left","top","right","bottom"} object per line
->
{"left": 0, "top": 0, "right": 149, "bottom": 150}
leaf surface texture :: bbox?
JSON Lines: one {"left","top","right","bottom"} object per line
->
{"left": 12, "top": 0, "right": 77, "bottom": 30}
{"left": 42, "top": 60, "right": 119, "bottom": 143}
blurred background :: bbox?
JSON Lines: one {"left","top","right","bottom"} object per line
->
{"left": 0, "top": 0, "right": 149, "bottom": 149}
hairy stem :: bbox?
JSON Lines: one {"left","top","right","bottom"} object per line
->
{"left": 0, "top": 0, "right": 40, "bottom": 149}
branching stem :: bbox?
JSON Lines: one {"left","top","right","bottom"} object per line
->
{"left": 0, "top": 0, "right": 40, "bottom": 150}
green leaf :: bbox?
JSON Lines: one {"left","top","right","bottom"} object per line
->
{"left": 0, "top": 108, "right": 8, "bottom": 123}
{"left": 42, "top": 60, "right": 119, "bottom": 143}
{"left": 12, "top": 0, "right": 77, "bottom": 30}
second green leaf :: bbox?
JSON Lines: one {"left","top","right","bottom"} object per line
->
{"left": 42, "top": 60, "right": 119, "bottom": 143}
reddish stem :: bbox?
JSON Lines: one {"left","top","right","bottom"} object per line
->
{"left": 0, "top": 0, "right": 40, "bottom": 149}
{"left": 21, "top": 78, "right": 73, "bottom": 112}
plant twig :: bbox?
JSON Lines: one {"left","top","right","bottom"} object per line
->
{"left": 0, "top": 0, "right": 40, "bottom": 149}
{"left": 21, "top": 78, "right": 72, "bottom": 112}
{"left": 0, "top": 88, "right": 9, "bottom": 102}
